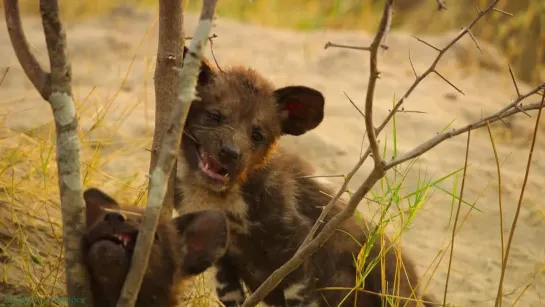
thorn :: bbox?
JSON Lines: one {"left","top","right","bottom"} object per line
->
{"left": 434, "top": 71, "right": 465, "bottom": 95}
{"left": 508, "top": 64, "right": 521, "bottom": 98}
{"left": 492, "top": 8, "right": 514, "bottom": 17}
{"left": 343, "top": 92, "right": 365, "bottom": 119}
{"left": 467, "top": 30, "right": 483, "bottom": 54}
{"left": 412, "top": 36, "right": 441, "bottom": 52}
{"left": 0, "top": 67, "right": 10, "bottom": 88}
{"left": 323, "top": 42, "right": 372, "bottom": 52}
{"left": 408, "top": 50, "right": 418, "bottom": 78}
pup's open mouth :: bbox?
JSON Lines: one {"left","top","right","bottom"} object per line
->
{"left": 96, "top": 233, "right": 135, "bottom": 250}
{"left": 195, "top": 144, "right": 229, "bottom": 183}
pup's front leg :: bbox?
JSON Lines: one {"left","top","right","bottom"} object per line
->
{"left": 216, "top": 255, "right": 246, "bottom": 307}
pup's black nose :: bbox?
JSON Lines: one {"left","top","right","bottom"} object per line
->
{"left": 103, "top": 212, "right": 125, "bottom": 223}
{"left": 219, "top": 143, "right": 240, "bottom": 163}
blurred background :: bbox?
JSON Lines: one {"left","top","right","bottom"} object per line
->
{"left": 4, "top": 0, "right": 544, "bottom": 86}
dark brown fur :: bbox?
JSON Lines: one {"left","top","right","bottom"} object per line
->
{"left": 82, "top": 188, "right": 229, "bottom": 307}
{"left": 175, "top": 47, "right": 437, "bottom": 306}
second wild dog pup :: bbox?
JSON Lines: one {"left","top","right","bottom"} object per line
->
{"left": 82, "top": 188, "right": 229, "bottom": 307}
{"left": 175, "top": 47, "right": 436, "bottom": 306}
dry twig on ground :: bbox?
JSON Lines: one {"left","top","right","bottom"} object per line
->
{"left": 4, "top": 0, "right": 93, "bottom": 304}
{"left": 241, "top": 0, "right": 545, "bottom": 305}
{"left": 115, "top": 0, "right": 219, "bottom": 306}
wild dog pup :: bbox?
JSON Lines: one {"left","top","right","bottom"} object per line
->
{"left": 82, "top": 188, "right": 229, "bottom": 307}
{"left": 175, "top": 48, "right": 436, "bottom": 306}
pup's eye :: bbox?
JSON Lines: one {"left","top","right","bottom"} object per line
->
{"left": 206, "top": 110, "right": 222, "bottom": 123}
{"left": 251, "top": 127, "right": 264, "bottom": 143}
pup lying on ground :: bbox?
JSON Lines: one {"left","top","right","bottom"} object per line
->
{"left": 175, "top": 47, "right": 437, "bottom": 306}
{"left": 82, "top": 187, "right": 229, "bottom": 307}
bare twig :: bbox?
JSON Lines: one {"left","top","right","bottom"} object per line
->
{"left": 4, "top": 0, "right": 93, "bottom": 304}
{"left": 495, "top": 91, "right": 545, "bottom": 307}
{"left": 115, "top": 0, "right": 218, "bottom": 306}
{"left": 443, "top": 130, "right": 471, "bottom": 306}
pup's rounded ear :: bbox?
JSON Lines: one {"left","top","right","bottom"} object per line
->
{"left": 83, "top": 188, "right": 120, "bottom": 228}
{"left": 182, "top": 46, "right": 216, "bottom": 87}
{"left": 173, "top": 210, "right": 229, "bottom": 276}
{"left": 273, "top": 86, "right": 325, "bottom": 136}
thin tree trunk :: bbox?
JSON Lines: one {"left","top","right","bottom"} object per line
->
{"left": 3, "top": 0, "right": 93, "bottom": 305}
{"left": 150, "top": 0, "right": 185, "bottom": 220}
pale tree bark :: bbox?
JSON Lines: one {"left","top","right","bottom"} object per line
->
{"left": 4, "top": 0, "right": 93, "bottom": 305}
{"left": 150, "top": 0, "right": 185, "bottom": 221}
{"left": 115, "top": 0, "right": 219, "bottom": 306}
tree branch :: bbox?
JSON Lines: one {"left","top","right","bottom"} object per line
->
{"left": 115, "top": 0, "right": 218, "bottom": 306}
{"left": 300, "top": 1, "right": 505, "bottom": 255}
{"left": 365, "top": 0, "right": 392, "bottom": 167}
{"left": 149, "top": 0, "right": 185, "bottom": 221}
{"left": 4, "top": 0, "right": 51, "bottom": 100}
{"left": 5, "top": 0, "right": 94, "bottom": 304}
{"left": 385, "top": 84, "right": 545, "bottom": 170}
{"left": 377, "top": 0, "right": 501, "bottom": 134}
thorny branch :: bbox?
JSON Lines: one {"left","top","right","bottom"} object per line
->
{"left": 242, "top": 1, "right": 545, "bottom": 306}
{"left": 365, "top": 0, "right": 393, "bottom": 167}
{"left": 116, "top": 0, "right": 218, "bottom": 306}
{"left": 300, "top": 0, "right": 503, "bottom": 255}
{"left": 384, "top": 85, "right": 544, "bottom": 170}
{"left": 4, "top": 0, "right": 93, "bottom": 304}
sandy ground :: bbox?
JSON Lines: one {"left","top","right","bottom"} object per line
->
{"left": 0, "top": 5, "right": 544, "bottom": 307}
